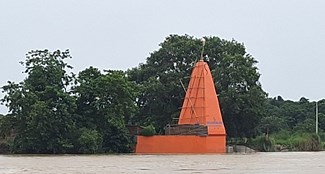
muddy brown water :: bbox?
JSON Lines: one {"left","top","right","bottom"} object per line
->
{"left": 1, "top": 152, "right": 325, "bottom": 174}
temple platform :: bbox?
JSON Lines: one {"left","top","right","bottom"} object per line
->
{"left": 135, "top": 135, "right": 226, "bottom": 154}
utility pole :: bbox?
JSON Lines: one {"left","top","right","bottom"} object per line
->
{"left": 316, "top": 101, "right": 319, "bottom": 135}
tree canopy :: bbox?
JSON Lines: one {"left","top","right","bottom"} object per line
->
{"left": 1, "top": 50, "right": 137, "bottom": 153}
{"left": 261, "top": 97, "right": 325, "bottom": 134}
{"left": 73, "top": 67, "right": 138, "bottom": 153}
{"left": 1, "top": 50, "right": 77, "bottom": 153}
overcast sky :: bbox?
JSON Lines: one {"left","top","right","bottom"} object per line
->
{"left": 1, "top": 0, "right": 325, "bottom": 114}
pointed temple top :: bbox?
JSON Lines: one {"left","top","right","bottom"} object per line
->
{"left": 178, "top": 60, "right": 226, "bottom": 135}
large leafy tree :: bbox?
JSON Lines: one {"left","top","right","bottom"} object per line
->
{"left": 73, "top": 67, "right": 138, "bottom": 152}
{"left": 1, "top": 51, "right": 139, "bottom": 153}
{"left": 128, "top": 35, "right": 267, "bottom": 137}
{"left": 1, "top": 50, "right": 76, "bottom": 153}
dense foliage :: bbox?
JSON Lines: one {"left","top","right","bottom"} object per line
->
{"left": 73, "top": 67, "right": 138, "bottom": 153}
{"left": 0, "top": 35, "right": 324, "bottom": 153}
{"left": 1, "top": 50, "right": 77, "bottom": 153}
{"left": 0, "top": 50, "right": 137, "bottom": 153}
{"left": 244, "top": 97, "right": 325, "bottom": 151}
{"left": 261, "top": 97, "right": 325, "bottom": 134}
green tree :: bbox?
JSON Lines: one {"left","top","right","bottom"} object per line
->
{"left": 0, "top": 114, "right": 16, "bottom": 140}
{"left": 1, "top": 50, "right": 76, "bottom": 153}
{"left": 258, "top": 97, "right": 289, "bottom": 134}
{"left": 263, "top": 97, "right": 320, "bottom": 134}
{"left": 282, "top": 99, "right": 313, "bottom": 130}
{"left": 128, "top": 34, "right": 266, "bottom": 137}
{"left": 74, "top": 67, "right": 138, "bottom": 152}
{"left": 77, "top": 128, "right": 102, "bottom": 153}
{"left": 317, "top": 100, "right": 325, "bottom": 132}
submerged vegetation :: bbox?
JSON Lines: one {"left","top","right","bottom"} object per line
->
{"left": 0, "top": 34, "right": 324, "bottom": 153}
{"left": 247, "top": 132, "right": 322, "bottom": 152}
{"left": 140, "top": 125, "right": 156, "bottom": 136}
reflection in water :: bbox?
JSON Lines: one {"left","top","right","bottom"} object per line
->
{"left": 1, "top": 152, "right": 325, "bottom": 174}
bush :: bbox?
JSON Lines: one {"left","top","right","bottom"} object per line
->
{"left": 291, "top": 133, "right": 320, "bottom": 151}
{"left": 271, "top": 132, "right": 321, "bottom": 151}
{"left": 140, "top": 125, "right": 156, "bottom": 136}
{"left": 318, "top": 132, "right": 325, "bottom": 142}
{"left": 321, "top": 142, "right": 325, "bottom": 150}
{"left": 0, "top": 141, "right": 10, "bottom": 153}
{"left": 271, "top": 130, "right": 292, "bottom": 150}
{"left": 248, "top": 135, "right": 274, "bottom": 152}
{"left": 77, "top": 128, "right": 103, "bottom": 153}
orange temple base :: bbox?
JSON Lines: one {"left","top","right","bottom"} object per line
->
{"left": 136, "top": 135, "right": 226, "bottom": 154}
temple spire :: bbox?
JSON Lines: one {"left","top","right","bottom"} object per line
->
{"left": 178, "top": 57, "right": 226, "bottom": 135}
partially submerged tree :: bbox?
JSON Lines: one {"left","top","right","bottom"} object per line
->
{"left": 73, "top": 67, "right": 138, "bottom": 152}
{"left": 1, "top": 50, "right": 76, "bottom": 153}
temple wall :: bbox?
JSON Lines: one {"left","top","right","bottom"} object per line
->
{"left": 136, "top": 135, "right": 226, "bottom": 154}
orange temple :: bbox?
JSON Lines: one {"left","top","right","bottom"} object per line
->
{"left": 135, "top": 60, "right": 226, "bottom": 154}
{"left": 178, "top": 60, "right": 226, "bottom": 136}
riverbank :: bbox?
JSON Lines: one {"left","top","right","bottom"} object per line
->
{"left": 242, "top": 132, "right": 325, "bottom": 152}
{"left": 1, "top": 131, "right": 324, "bottom": 154}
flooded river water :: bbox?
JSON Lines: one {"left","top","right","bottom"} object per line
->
{"left": 1, "top": 152, "right": 325, "bottom": 174}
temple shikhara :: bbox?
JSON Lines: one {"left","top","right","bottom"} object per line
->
{"left": 136, "top": 54, "right": 226, "bottom": 153}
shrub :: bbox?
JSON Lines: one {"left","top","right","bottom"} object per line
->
{"left": 140, "top": 125, "right": 156, "bottom": 136}
{"left": 248, "top": 134, "right": 274, "bottom": 152}
{"left": 0, "top": 141, "right": 10, "bottom": 153}
{"left": 77, "top": 128, "right": 103, "bottom": 153}
{"left": 291, "top": 133, "right": 320, "bottom": 151}
{"left": 271, "top": 132, "right": 321, "bottom": 151}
